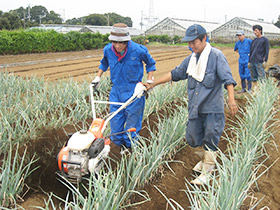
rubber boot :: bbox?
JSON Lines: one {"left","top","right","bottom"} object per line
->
{"left": 252, "top": 81, "right": 258, "bottom": 93}
{"left": 192, "top": 160, "right": 203, "bottom": 173}
{"left": 191, "top": 151, "right": 216, "bottom": 185}
{"left": 247, "top": 81, "right": 252, "bottom": 92}
{"left": 192, "top": 147, "right": 205, "bottom": 173}
{"left": 238, "top": 80, "right": 246, "bottom": 93}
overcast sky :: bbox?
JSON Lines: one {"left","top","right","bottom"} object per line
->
{"left": 1, "top": 0, "right": 279, "bottom": 30}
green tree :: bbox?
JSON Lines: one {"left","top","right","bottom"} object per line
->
{"left": 46, "top": 11, "right": 63, "bottom": 24}
{"left": 12, "top": 7, "right": 37, "bottom": 28}
{"left": 30, "top": 5, "right": 48, "bottom": 24}
{"left": 12, "top": 7, "right": 26, "bottom": 20}
{"left": 84, "top": 14, "right": 107, "bottom": 25}
{"left": 105, "top": 12, "right": 132, "bottom": 26}
{"left": 0, "top": 17, "right": 11, "bottom": 30}
{"left": 0, "top": 12, "right": 22, "bottom": 29}
{"left": 275, "top": 15, "right": 280, "bottom": 28}
{"left": 66, "top": 17, "right": 84, "bottom": 25}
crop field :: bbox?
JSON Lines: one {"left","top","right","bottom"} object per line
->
{"left": 1, "top": 45, "right": 280, "bottom": 210}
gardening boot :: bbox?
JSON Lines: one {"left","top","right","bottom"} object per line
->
{"left": 191, "top": 151, "right": 216, "bottom": 185}
{"left": 192, "top": 160, "right": 203, "bottom": 173}
{"left": 251, "top": 81, "right": 259, "bottom": 93}
{"left": 192, "top": 147, "right": 205, "bottom": 173}
{"left": 247, "top": 81, "right": 252, "bottom": 92}
{"left": 238, "top": 80, "right": 246, "bottom": 93}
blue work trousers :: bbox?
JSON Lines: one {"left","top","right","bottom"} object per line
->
{"left": 239, "top": 63, "right": 251, "bottom": 81}
{"left": 186, "top": 113, "right": 225, "bottom": 151}
{"left": 109, "top": 87, "right": 145, "bottom": 148}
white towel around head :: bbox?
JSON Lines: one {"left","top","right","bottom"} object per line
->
{"left": 186, "top": 42, "right": 211, "bottom": 82}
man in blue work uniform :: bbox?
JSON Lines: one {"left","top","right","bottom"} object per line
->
{"left": 249, "top": 25, "right": 269, "bottom": 84}
{"left": 92, "top": 23, "right": 156, "bottom": 149}
{"left": 145, "top": 24, "right": 238, "bottom": 185}
{"left": 234, "top": 30, "right": 252, "bottom": 93}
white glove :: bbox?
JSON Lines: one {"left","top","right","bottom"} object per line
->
{"left": 92, "top": 76, "right": 100, "bottom": 84}
{"left": 146, "top": 77, "right": 154, "bottom": 93}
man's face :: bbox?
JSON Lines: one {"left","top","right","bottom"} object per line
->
{"left": 188, "top": 36, "right": 206, "bottom": 54}
{"left": 253, "top": 28, "right": 262, "bottom": 38}
{"left": 112, "top": 41, "right": 127, "bottom": 53}
{"left": 237, "top": 34, "right": 245, "bottom": 41}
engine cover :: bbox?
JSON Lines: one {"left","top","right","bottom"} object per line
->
{"left": 67, "top": 130, "right": 95, "bottom": 151}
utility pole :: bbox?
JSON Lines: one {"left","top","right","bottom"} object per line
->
{"left": 28, "top": 4, "right": 30, "bottom": 21}
{"left": 104, "top": 14, "right": 110, "bottom": 26}
{"left": 23, "top": 11, "right": 26, "bottom": 29}
{"left": 140, "top": 11, "right": 145, "bottom": 30}
{"left": 145, "top": 0, "right": 158, "bottom": 29}
{"left": 62, "top": 9, "right": 65, "bottom": 23}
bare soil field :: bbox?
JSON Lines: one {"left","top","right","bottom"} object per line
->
{"left": 1, "top": 45, "right": 280, "bottom": 210}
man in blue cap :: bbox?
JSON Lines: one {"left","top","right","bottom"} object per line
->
{"left": 145, "top": 24, "right": 238, "bottom": 185}
{"left": 234, "top": 30, "right": 252, "bottom": 93}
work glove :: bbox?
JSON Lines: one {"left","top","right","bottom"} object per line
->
{"left": 146, "top": 77, "right": 154, "bottom": 92}
{"left": 145, "top": 77, "right": 154, "bottom": 99}
{"left": 248, "top": 63, "right": 251, "bottom": 69}
{"left": 91, "top": 76, "right": 100, "bottom": 87}
{"left": 262, "top": 61, "right": 267, "bottom": 69}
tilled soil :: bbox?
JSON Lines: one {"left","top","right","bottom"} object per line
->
{"left": 1, "top": 45, "right": 279, "bottom": 210}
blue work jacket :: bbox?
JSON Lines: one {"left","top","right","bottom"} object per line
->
{"left": 171, "top": 47, "right": 236, "bottom": 120}
{"left": 99, "top": 41, "right": 156, "bottom": 90}
{"left": 234, "top": 38, "right": 252, "bottom": 64}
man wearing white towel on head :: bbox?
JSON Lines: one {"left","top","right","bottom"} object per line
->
{"left": 144, "top": 24, "right": 238, "bottom": 185}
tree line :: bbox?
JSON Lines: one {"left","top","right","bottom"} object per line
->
{"left": 0, "top": 29, "right": 187, "bottom": 55}
{"left": 0, "top": 5, "right": 279, "bottom": 31}
{"left": 0, "top": 5, "right": 132, "bottom": 30}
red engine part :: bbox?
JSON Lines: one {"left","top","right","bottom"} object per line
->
{"left": 104, "top": 138, "right": 110, "bottom": 145}
{"left": 57, "top": 146, "right": 69, "bottom": 173}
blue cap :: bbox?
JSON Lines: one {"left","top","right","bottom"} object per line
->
{"left": 236, "top": 30, "right": 244, "bottom": 36}
{"left": 182, "top": 24, "right": 207, "bottom": 42}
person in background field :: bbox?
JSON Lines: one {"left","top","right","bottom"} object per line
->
{"left": 249, "top": 25, "right": 269, "bottom": 84}
{"left": 92, "top": 23, "right": 156, "bottom": 149}
{"left": 145, "top": 24, "right": 238, "bottom": 185}
{"left": 234, "top": 30, "right": 252, "bottom": 93}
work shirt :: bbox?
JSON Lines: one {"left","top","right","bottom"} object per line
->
{"left": 234, "top": 38, "right": 252, "bottom": 64}
{"left": 98, "top": 40, "right": 156, "bottom": 147}
{"left": 249, "top": 36, "right": 269, "bottom": 64}
{"left": 99, "top": 40, "right": 156, "bottom": 91}
{"left": 171, "top": 47, "right": 236, "bottom": 120}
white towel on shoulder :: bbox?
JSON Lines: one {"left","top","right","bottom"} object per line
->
{"left": 186, "top": 42, "right": 211, "bottom": 82}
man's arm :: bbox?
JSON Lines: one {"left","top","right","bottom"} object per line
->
{"left": 147, "top": 71, "right": 154, "bottom": 81}
{"left": 145, "top": 72, "right": 172, "bottom": 90}
{"left": 264, "top": 38, "right": 270, "bottom": 62}
{"left": 226, "top": 84, "right": 238, "bottom": 116}
{"left": 96, "top": 69, "right": 104, "bottom": 78}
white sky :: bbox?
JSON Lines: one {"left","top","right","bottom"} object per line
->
{"left": 1, "top": 0, "right": 279, "bottom": 30}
